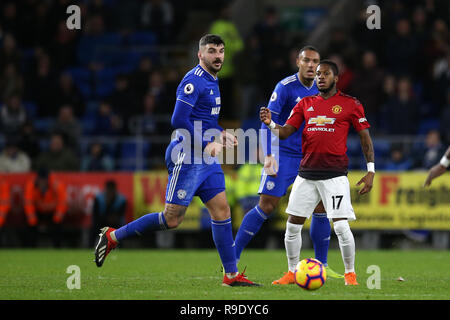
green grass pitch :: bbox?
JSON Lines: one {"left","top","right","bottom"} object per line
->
{"left": 1, "top": 249, "right": 449, "bottom": 300}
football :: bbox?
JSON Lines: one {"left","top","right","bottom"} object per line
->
{"left": 294, "top": 258, "right": 327, "bottom": 290}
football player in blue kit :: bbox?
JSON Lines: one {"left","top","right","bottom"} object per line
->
{"left": 234, "top": 46, "right": 344, "bottom": 284}
{"left": 94, "top": 34, "right": 260, "bottom": 287}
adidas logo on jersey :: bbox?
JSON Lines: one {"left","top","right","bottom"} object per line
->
{"left": 307, "top": 106, "right": 314, "bottom": 111}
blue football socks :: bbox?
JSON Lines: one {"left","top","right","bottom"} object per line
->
{"left": 114, "top": 212, "right": 168, "bottom": 242}
{"left": 310, "top": 213, "right": 331, "bottom": 266}
{"left": 234, "top": 205, "right": 269, "bottom": 262}
{"left": 211, "top": 218, "right": 238, "bottom": 274}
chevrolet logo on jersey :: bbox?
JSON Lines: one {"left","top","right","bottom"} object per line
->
{"left": 308, "top": 116, "right": 336, "bottom": 126}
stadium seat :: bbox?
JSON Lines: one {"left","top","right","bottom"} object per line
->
{"left": 119, "top": 140, "right": 151, "bottom": 171}
{"left": 126, "top": 31, "right": 157, "bottom": 46}
{"left": 417, "top": 118, "right": 440, "bottom": 135}
{"left": 23, "top": 101, "right": 37, "bottom": 119}
{"left": 373, "top": 139, "right": 391, "bottom": 158}
{"left": 33, "top": 118, "right": 54, "bottom": 134}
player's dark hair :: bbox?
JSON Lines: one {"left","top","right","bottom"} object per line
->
{"left": 199, "top": 34, "right": 225, "bottom": 49}
{"left": 299, "top": 45, "right": 319, "bottom": 55}
{"left": 318, "top": 60, "right": 339, "bottom": 76}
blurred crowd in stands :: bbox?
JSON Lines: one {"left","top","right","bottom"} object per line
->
{"left": 0, "top": 0, "right": 449, "bottom": 172}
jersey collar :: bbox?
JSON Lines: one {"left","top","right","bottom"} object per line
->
{"left": 318, "top": 89, "right": 341, "bottom": 100}
{"left": 296, "top": 73, "right": 316, "bottom": 90}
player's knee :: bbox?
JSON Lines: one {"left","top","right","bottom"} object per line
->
{"left": 258, "top": 197, "right": 278, "bottom": 215}
{"left": 163, "top": 207, "right": 186, "bottom": 229}
{"left": 212, "top": 203, "right": 231, "bottom": 221}
{"left": 333, "top": 219, "right": 350, "bottom": 236}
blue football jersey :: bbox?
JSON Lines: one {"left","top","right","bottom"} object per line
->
{"left": 267, "top": 73, "right": 318, "bottom": 157}
{"left": 174, "top": 64, "right": 222, "bottom": 144}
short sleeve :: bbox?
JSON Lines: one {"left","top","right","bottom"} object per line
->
{"left": 350, "top": 99, "right": 371, "bottom": 132}
{"left": 176, "top": 76, "right": 204, "bottom": 107}
{"left": 285, "top": 100, "right": 305, "bottom": 130}
{"left": 267, "top": 82, "right": 286, "bottom": 115}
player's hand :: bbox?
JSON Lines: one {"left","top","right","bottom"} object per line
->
{"left": 264, "top": 155, "right": 278, "bottom": 177}
{"left": 423, "top": 164, "right": 447, "bottom": 187}
{"left": 204, "top": 141, "right": 223, "bottom": 157}
{"left": 356, "top": 172, "right": 374, "bottom": 195}
{"left": 221, "top": 130, "right": 238, "bottom": 148}
{"left": 260, "top": 107, "right": 272, "bottom": 126}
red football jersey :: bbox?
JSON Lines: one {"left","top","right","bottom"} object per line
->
{"left": 286, "top": 90, "right": 370, "bottom": 179}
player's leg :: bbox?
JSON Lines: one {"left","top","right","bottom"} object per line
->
{"left": 273, "top": 177, "right": 320, "bottom": 284}
{"left": 197, "top": 168, "right": 260, "bottom": 286}
{"left": 309, "top": 202, "right": 343, "bottom": 278}
{"left": 317, "top": 177, "right": 358, "bottom": 285}
{"left": 234, "top": 194, "right": 280, "bottom": 263}
{"left": 94, "top": 149, "right": 195, "bottom": 267}
{"left": 332, "top": 218, "right": 357, "bottom": 285}
{"left": 235, "top": 161, "right": 293, "bottom": 263}
{"left": 310, "top": 202, "right": 330, "bottom": 265}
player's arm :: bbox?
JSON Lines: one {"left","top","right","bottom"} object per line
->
{"left": 424, "top": 146, "right": 450, "bottom": 187}
{"left": 356, "top": 129, "right": 375, "bottom": 195}
{"left": 260, "top": 107, "right": 297, "bottom": 140}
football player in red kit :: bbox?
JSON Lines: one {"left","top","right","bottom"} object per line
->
{"left": 260, "top": 60, "right": 375, "bottom": 285}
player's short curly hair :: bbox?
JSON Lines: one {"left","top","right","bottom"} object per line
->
{"left": 318, "top": 59, "right": 339, "bottom": 76}
{"left": 199, "top": 34, "right": 225, "bottom": 49}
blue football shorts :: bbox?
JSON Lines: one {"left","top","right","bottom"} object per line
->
{"left": 258, "top": 155, "right": 302, "bottom": 198}
{"left": 164, "top": 141, "right": 225, "bottom": 206}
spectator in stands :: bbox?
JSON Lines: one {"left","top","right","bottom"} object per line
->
{"left": 81, "top": 142, "right": 114, "bottom": 172}
{"left": 0, "top": 32, "right": 21, "bottom": 73}
{"left": 140, "top": 0, "right": 174, "bottom": 44}
{"left": 0, "top": 62, "right": 24, "bottom": 100}
{"left": 129, "top": 92, "right": 158, "bottom": 136}
{"left": 17, "top": 121, "right": 41, "bottom": 163}
{"left": 90, "top": 180, "right": 126, "bottom": 246}
{"left": 234, "top": 34, "right": 264, "bottom": 121}
{"left": 0, "top": 178, "right": 11, "bottom": 228}
{"left": 0, "top": 93, "right": 27, "bottom": 135}
{"left": 24, "top": 168, "right": 67, "bottom": 247}
{"left": 384, "top": 145, "right": 413, "bottom": 171}
{"left": 0, "top": 138, "right": 31, "bottom": 172}
{"left": 0, "top": 3, "right": 19, "bottom": 39}
{"left": 131, "top": 56, "right": 154, "bottom": 99}
{"left": 48, "top": 20, "right": 79, "bottom": 71}
{"left": 327, "top": 27, "right": 357, "bottom": 59}
{"left": 146, "top": 70, "right": 170, "bottom": 115}
{"left": 26, "top": 53, "right": 56, "bottom": 117}
{"left": 34, "top": 132, "right": 80, "bottom": 171}
{"left": 52, "top": 73, "right": 85, "bottom": 117}
{"left": 209, "top": 4, "right": 244, "bottom": 119}
{"left": 414, "top": 129, "right": 446, "bottom": 169}
{"left": 380, "top": 76, "right": 419, "bottom": 135}
{"left": 252, "top": 5, "right": 288, "bottom": 101}
{"left": 385, "top": 18, "right": 418, "bottom": 76}
{"left": 350, "top": 51, "right": 385, "bottom": 130}
{"left": 329, "top": 54, "right": 354, "bottom": 92}
{"left": 92, "top": 101, "right": 123, "bottom": 136}
{"left": 381, "top": 74, "right": 396, "bottom": 103}
{"left": 107, "top": 74, "right": 138, "bottom": 132}
{"left": 52, "top": 105, "right": 81, "bottom": 152}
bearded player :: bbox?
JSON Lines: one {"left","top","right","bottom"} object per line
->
{"left": 261, "top": 60, "right": 375, "bottom": 285}
{"left": 94, "top": 34, "right": 259, "bottom": 287}
{"left": 234, "top": 46, "right": 343, "bottom": 284}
